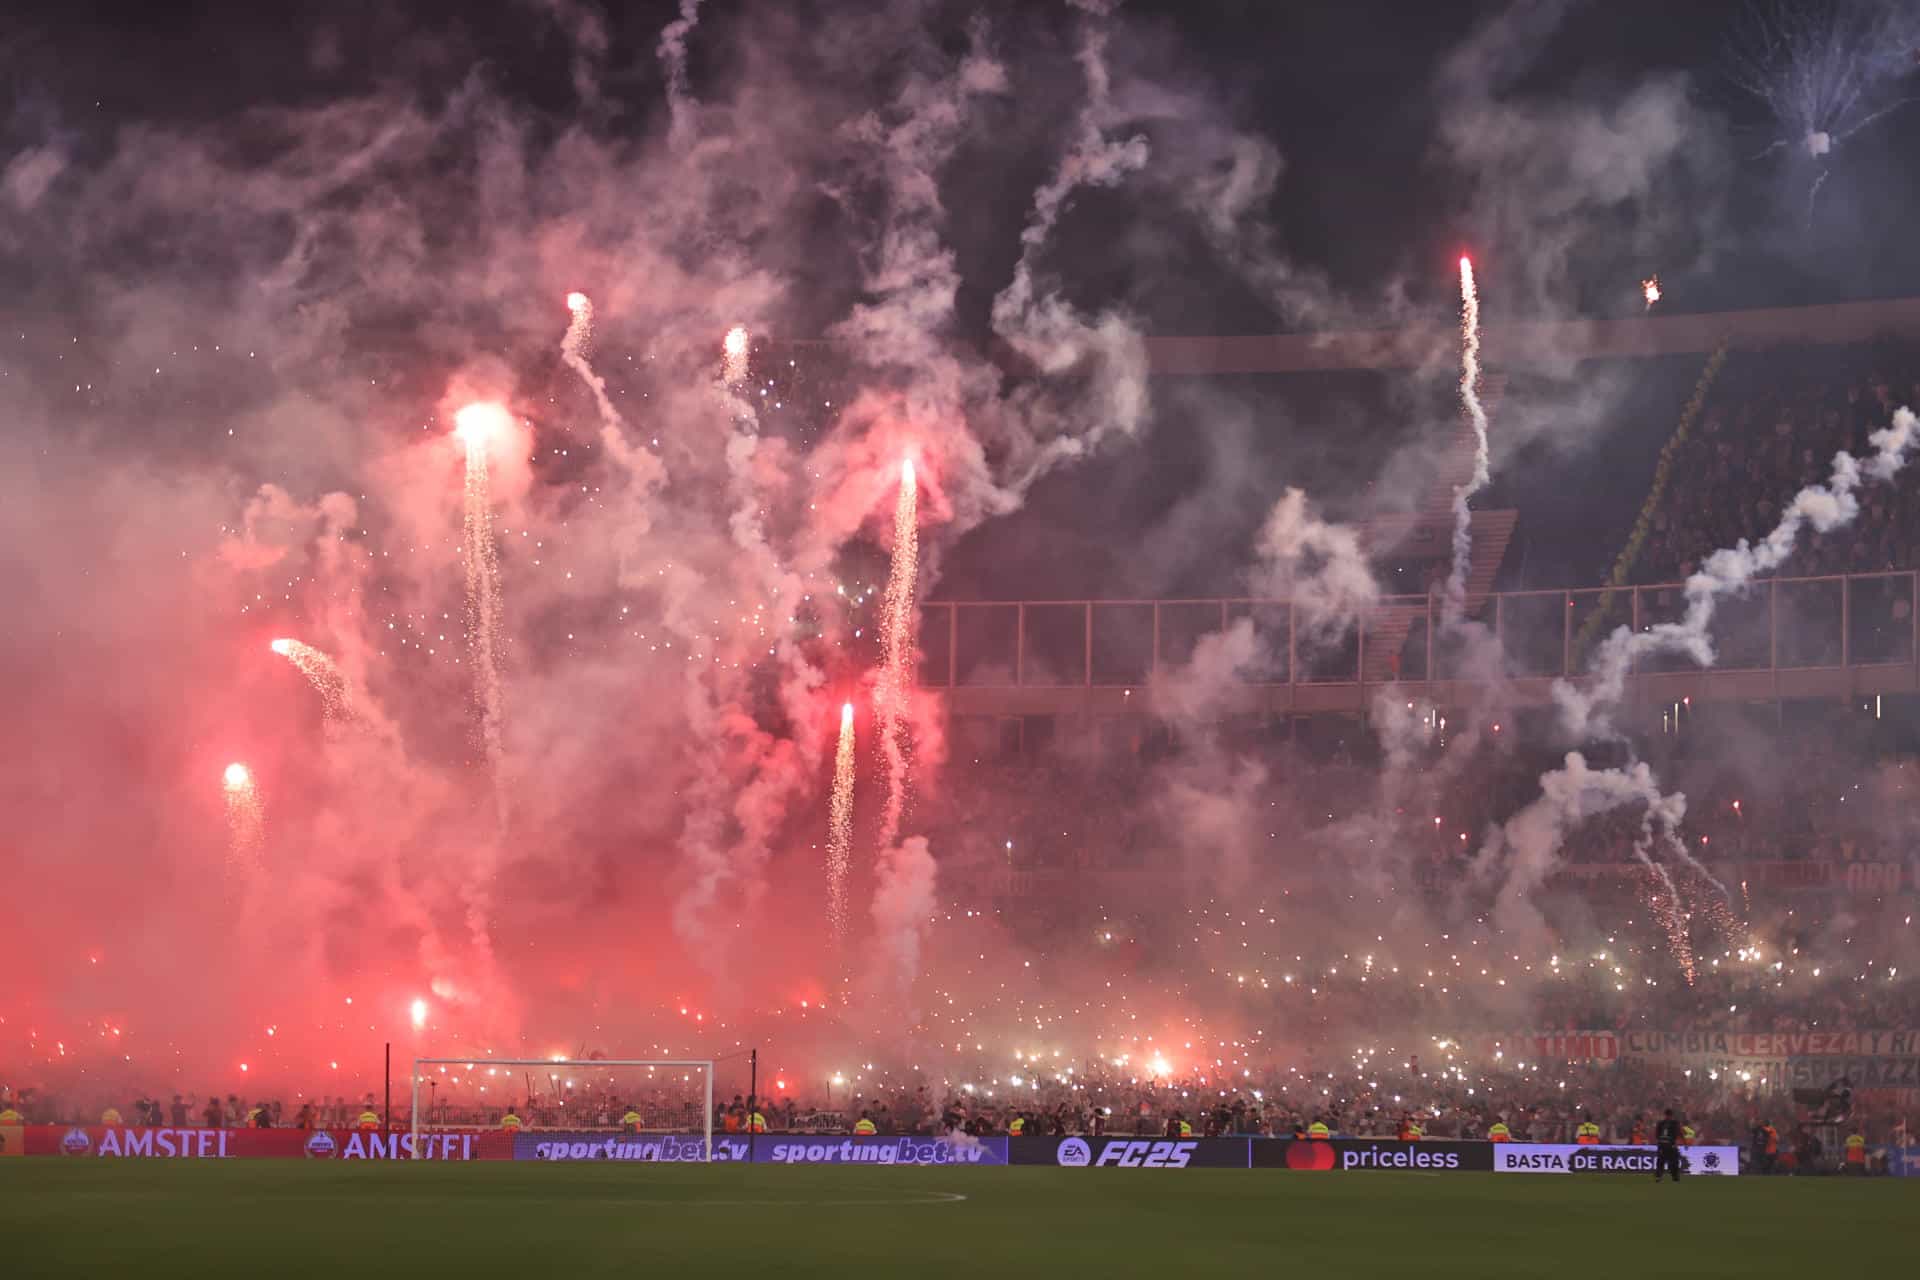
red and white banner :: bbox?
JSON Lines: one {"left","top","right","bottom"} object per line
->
{"left": 1546, "top": 860, "right": 1919, "bottom": 895}
{"left": 1720, "top": 859, "right": 1919, "bottom": 894}
{"left": 1477, "top": 1030, "right": 1619, "bottom": 1064}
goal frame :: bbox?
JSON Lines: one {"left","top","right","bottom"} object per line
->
{"left": 411, "top": 1057, "right": 716, "bottom": 1160}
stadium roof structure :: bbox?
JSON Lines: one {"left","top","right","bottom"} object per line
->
{"left": 1143, "top": 296, "right": 1920, "bottom": 375}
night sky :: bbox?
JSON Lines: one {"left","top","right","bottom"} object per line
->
{"left": 12, "top": 0, "right": 1919, "bottom": 599}
{"left": 9, "top": 0, "right": 1918, "bottom": 317}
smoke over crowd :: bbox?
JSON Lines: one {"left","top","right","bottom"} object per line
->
{"left": 3, "top": 0, "right": 1918, "bottom": 1115}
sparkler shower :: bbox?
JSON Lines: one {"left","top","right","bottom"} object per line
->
{"left": 1443, "top": 256, "right": 1489, "bottom": 625}
{"left": 6, "top": 0, "right": 1920, "bottom": 1125}
{"left": 828, "top": 701, "right": 856, "bottom": 938}
{"left": 222, "top": 763, "right": 264, "bottom": 873}
{"left": 874, "top": 458, "right": 919, "bottom": 853}
{"left": 455, "top": 402, "right": 510, "bottom": 801}
{"left": 270, "top": 638, "right": 349, "bottom": 721}
{"left": 722, "top": 325, "right": 751, "bottom": 388}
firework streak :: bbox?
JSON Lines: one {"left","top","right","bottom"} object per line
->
{"left": 270, "top": 638, "right": 349, "bottom": 719}
{"left": 873, "top": 460, "right": 918, "bottom": 851}
{"left": 1443, "top": 257, "right": 1490, "bottom": 627}
{"left": 456, "top": 407, "right": 508, "bottom": 807}
{"left": 829, "top": 702, "right": 855, "bottom": 937}
{"left": 560, "top": 293, "right": 627, "bottom": 435}
{"left": 722, "top": 325, "right": 750, "bottom": 388}
{"left": 223, "top": 763, "right": 264, "bottom": 873}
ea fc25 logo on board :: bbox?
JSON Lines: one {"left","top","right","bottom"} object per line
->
{"left": 1055, "top": 1137, "right": 1092, "bottom": 1167}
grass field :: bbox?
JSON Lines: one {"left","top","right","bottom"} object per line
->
{"left": 1, "top": 1161, "right": 1911, "bottom": 1277}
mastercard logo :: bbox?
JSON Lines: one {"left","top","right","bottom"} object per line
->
{"left": 1284, "top": 1140, "right": 1336, "bottom": 1171}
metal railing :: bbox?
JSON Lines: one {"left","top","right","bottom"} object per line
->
{"left": 917, "top": 569, "right": 1920, "bottom": 692}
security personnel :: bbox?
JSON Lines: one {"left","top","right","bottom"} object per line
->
{"left": 1653, "top": 1109, "right": 1684, "bottom": 1182}
{"left": 356, "top": 1108, "right": 382, "bottom": 1131}
{"left": 245, "top": 1104, "right": 264, "bottom": 1128}
{"left": 0, "top": 1103, "right": 22, "bottom": 1125}
{"left": 1008, "top": 1114, "right": 1025, "bottom": 1136}
{"left": 1844, "top": 1132, "right": 1867, "bottom": 1173}
{"left": 1307, "top": 1119, "right": 1331, "bottom": 1140}
{"left": 853, "top": 1111, "right": 877, "bottom": 1136}
{"left": 748, "top": 1109, "right": 767, "bottom": 1134}
{"left": 1487, "top": 1121, "right": 1512, "bottom": 1142}
{"left": 620, "top": 1107, "right": 644, "bottom": 1134}
{"left": 1178, "top": 1115, "right": 1193, "bottom": 1138}
{"left": 1761, "top": 1121, "right": 1780, "bottom": 1174}
{"left": 1680, "top": 1123, "right": 1697, "bottom": 1146}
{"left": 1575, "top": 1116, "right": 1602, "bottom": 1145}
{"left": 100, "top": 1105, "right": 123, "bottom": 1126}
{"left": 1630, "top": 1119, "right": 1647, "bottom": 1145}
{"left": 1397, "top": 1114, "right": 1422, "bottom": 1141}
{"left": 500, "top": 1109, "right": 523, "bottom": 1132}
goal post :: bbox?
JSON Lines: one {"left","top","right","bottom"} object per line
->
{"left": 410, "top": 1057, "right": 715, "bottom": 1160}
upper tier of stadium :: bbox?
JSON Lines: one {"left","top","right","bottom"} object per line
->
{"left": 800, "top": 296, "right": 1920, "bottom": 716}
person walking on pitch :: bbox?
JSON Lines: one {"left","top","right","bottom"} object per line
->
{"left": 1653, "top": 1109, "right": 1684, "bottom": 1182}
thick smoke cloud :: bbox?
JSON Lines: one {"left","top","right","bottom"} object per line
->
{"left": 1250, "top": 488, "right": 1380, "bottom": 639}
{"left": 3, "top": 0, "right": 1894, "bottom": 1107}
{"left": 2, "top": 0, "right": 1315, "bottom": 1098}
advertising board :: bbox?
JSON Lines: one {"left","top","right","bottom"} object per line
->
{"left": 1009, "top": 1137, "right": 1250, "bottom": 1169}
{"left": 1491, "top": 1143, "right": 1740, "bottom": 1176}
{"left": 14, "top": 1126, "right": 505, "bottom": 1160}
{"left": 1251, "top": 1139, "right": 1493, "bottom": 1172}
{"left": 753, "top": 1135, "right": 1008, "bottom": 1166}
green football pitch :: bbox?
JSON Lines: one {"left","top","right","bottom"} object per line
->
{"left": 1, "top": 1161, "right": 1910, "bottom": 1277}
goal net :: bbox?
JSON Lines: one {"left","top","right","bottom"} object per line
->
{"left": 411, "top": 1058, "right": 716, "bottom": 1160}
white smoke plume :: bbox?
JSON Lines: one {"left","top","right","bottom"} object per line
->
{"left": 1150, "top": 615, "right": 1259, "bottom": 724}
{"left": 989, "top": 1, "right": 1153, "bottom": 488}
{"left": 1478, "top": 407, "right": 1920, "bottom": 950}
{"left": 1559, "top": 406, "right": 1920, "bottom": 740}
{"left": 869, "top": 836, "right": 938, "bottom": 1004}
{"left": 1251, "top": 487, "right": 1379, "bottom": 641}
{"left": 658, "top": 0, "right": 706, "bottom": 149}
{"left": 1471, "top": 752, "right": 1686, "bottom": 941}
{"left": 1434, "top": 0, "right": 1727, "bottom": 320}
{"left": 1150, "top": 483, "right": 1378, "bottom": 722}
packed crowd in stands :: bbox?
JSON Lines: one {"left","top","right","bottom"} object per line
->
{"left": 6, "top": 895, "right": 1910, "bottom": 1156}
{"left": 3, "top": 1055, "right": 1905, "bottom": 1165}
{"left": 8, "top": 736, "right": 1913, "bottom": 1158}
{"left": 915, "top": 1057, "right": 1890, "bottom": 1155}
{"left": 1633, "top": 346, "right": 1920, "bottom": 587}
